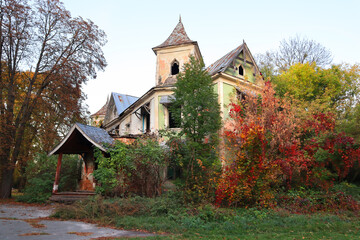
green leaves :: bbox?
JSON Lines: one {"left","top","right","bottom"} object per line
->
{"left": 93, "top": 138, "right": 168, "bottom": 197}
{"left": 168, "top": 55, "right": 222, "bottom": 202}
{"left": 17, "top": 153, "right": 80, "bottom": 203}
{"left": 171, "top": 56, "right": 221, "bottom": 144}
{"left": 273, "top": 63, "right": 360, "bottom": 114}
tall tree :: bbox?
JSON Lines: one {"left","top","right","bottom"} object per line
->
{"left": 0, "top": 0, "right": 107, "bottom": 198}
{"left": 170, "top": 56, "right": 221, "bottom": 199}
{"left": 273, "top": 63, "right": 360, "bottom": 118}
{"left": 171, "top": 56, "right": 221, "bottom": 146}
{"left": 256, "top": 35, "right": 332, "bottom": 76}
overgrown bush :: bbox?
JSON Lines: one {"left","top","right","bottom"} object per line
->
{"left": 93, "top": 136, "right": 168, "bottom": 197}
{"left": 276, "top": 187, "right": 360, "bottom": 215}
{"left": 16, "top": 153, "right": 80, "bottom": 203}
{"left": 216, "top": 82, "right": 360, "bottom": 207}
{"left": 164, "top": 131, "right": 222, "bottom": 204}
{"left": 331, "top": 182, "right": 360, "bottom": 201}
{"left": 52, "top": 191, "right": 186, "bottom": 222}
{"left": 93, "top": 141, "right": 130, "bottom": 196}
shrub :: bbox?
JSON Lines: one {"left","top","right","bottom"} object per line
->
{"left": 93, "top": 136, "right": 168, "bottom": 197}
{"left": 163, "top": 131, "right": 222, "bottom": 204}
{"left": 331, "top": 182, "right": 360, "bottom": 201}
{"left": 276, "top": 188, "right": 360, "bottom": 215}
{"left": 217, "top": 82, "right": 360, "bottom": 207}
{"left": 93, "top": 141, "right": 130, "bottom": 196}
{"left": 17, "top": 153, "right": 80, "bottom": 203}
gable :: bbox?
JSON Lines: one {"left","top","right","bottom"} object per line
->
{"left": 112, "top": 93, "right": 138, "bottom": 115}
{"left": 223, "top": 50, "right": 257, "bottom": 84}
{"left": 104, "top": 96, "right": 117, "bottom": 125}
{"left": 49, "top": 123, "right": 114, "bottom": 155}
{"left": 103, "top": 92, "right": 139, "bottom": 126}
{"left": 207, "top": 42, "right": 261, "bottom": 85}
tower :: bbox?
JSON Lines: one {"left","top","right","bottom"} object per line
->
{"left": 152, "top": 18, "right": 202, "bottom": 86}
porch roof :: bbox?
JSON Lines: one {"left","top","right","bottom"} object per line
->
{"left": 48, "top": 123, "right": 114, "bottom": 156}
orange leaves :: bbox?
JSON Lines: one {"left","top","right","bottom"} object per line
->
{"left": 217, "top": 81, "right": 360, "bottom": 207}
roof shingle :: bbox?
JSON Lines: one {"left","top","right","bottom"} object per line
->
{"left": 206, "top": 44, "right": 244, "bottom": 76}
{"left": 76, "top": 123, "right": 114, "bottom": 147}
{"left": 48, "top": 123, "right": 114, "bottom": 155}
{"left": 153, "top": 20, "right": 196, "bottom": 50}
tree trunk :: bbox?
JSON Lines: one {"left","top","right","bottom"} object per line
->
{"left": 0, "top": 167, "right": 14, "bottom": 198}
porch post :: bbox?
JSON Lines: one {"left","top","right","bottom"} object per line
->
{"left": 52, "top": 153, "right": 63, "bottom": 193}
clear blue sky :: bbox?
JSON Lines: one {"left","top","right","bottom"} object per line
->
{"left": 61, "top": 0, "right": 360, "bottom": 114}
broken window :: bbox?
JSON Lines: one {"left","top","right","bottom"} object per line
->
{"left": 238, "top": 65, "right": 244, "bottom": 76}
{"left": 169, "top": 107, "right": 180, "bottom": 128}
{"left": 171, "top": 61, "right": 179, "bottom": 75}
{"left": 140, "top": 103, "right": 151, "bottom": 133}
{"left": 159, "top": 95, "right": 180, "bottom": 129}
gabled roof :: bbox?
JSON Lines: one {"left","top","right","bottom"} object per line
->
{"left": 207, "top": 44, "right": 244, "bottom": 76}
{"left": 206, "top": 42, "right": 260, "bottom": 76}
{"left": 153, "top": 19, "right": 196, "bottom": 51}
{"left": 103, "top": 85, "right": 174, "bottom": 130}
{"left": 112, "top": 92, "right": 139, "bottom": 115}
{"left": 48, "top": 123, "right": 114, "bottom": 155}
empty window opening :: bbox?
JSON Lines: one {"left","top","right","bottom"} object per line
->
{"left": 171, "top": 62, "right": 179, "bottom": 75}
{"left": 141, "top": 103, "right": 151, "bottom": 133}
{"left": 238, "top": 65, "right": 244, "bottom": 76}
{"left": 169, "top": 107, "right": 180, "bottom": 128}
{"left": 145, "top": 115, "right": 150, "bottom": 133}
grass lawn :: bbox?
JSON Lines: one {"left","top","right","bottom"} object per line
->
{"left": 51, "top": 192, "right": 360, "bottom": 239}
{"left": 115, "top": 213, "right": 360, "bottom": 239}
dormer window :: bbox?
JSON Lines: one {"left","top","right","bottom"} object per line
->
{"left": 238, "top": 65, "right": 244, "bottom": 76}
{"left": 171, "top": 60, "right": 179, "bottom": 75}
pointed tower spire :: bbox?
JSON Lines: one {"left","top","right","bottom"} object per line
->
{"left": 152, "top": 18, "right": 196, "bottom": 52}
{"left": 152, "top": 18, "right": 203, "bottom": 86}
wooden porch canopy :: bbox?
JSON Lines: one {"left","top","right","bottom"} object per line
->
{"left": 48, "top": 123, "right": 114, "bottom": 193}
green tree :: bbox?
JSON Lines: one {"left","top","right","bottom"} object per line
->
{"left": 339, "top": 102, "right": 360, "bottom": 144}
{"left": 171, "top": 56, "right": 221, "bottom": 144}
{"left": 170, "top": 56, "right": 221, "bottom": 201}
{"left": 273, "top": 63, "right": 360, "bottom": 117}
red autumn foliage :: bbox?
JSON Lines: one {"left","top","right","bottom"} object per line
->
{"left": 216, "top": 82, "right": 360, "bottom": 207}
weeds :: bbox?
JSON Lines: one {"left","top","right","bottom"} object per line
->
{"left": 52, "top": 189, "right": 360, "bottom": 239}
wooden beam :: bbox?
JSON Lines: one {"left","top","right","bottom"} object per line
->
{"left": 134, "top": 109, "right": 141, "bottom": 120}
{"left": 52, "top": 153, "right": 63, "bottom": 193}
{"left": 236, "top": 57, "right": 253, "bottom": 65}
{"left": 143, "top": 104, "right": 150, "bottom": 115}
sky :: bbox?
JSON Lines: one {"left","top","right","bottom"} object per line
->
{"left": 60, "top": 0, "right": 360, "bottom": 114}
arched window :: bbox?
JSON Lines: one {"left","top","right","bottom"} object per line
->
{"left": 171, "top": 60, "right": 179, "bottom": 75}
{"left": 238, "top": 65, "right": 244, "bottom": 76}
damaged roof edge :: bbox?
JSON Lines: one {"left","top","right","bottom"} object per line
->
{"left": 111, "top": 92, "right": 139, "bottom": 116}
{"left": 103, "top": 86, "right": 175, "bottom": 130}
{"left": 206, "top": 44, "right": 244, "bottom": 76}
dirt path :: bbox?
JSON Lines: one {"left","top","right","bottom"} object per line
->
{"left": 0, "top": 203, "right": 154, "bottom": 240}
